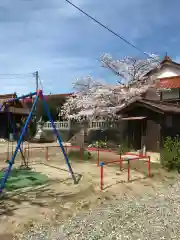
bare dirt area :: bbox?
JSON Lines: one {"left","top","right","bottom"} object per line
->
{"left": 0, "top": 143, "right": 177, "bottom": 239}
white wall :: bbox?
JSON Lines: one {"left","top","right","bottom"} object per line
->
{"left": 156, "top": 66, "right": 180, "bottom": 78}
{"left": 148, "top": 65, "right": 180, "bottom": 100}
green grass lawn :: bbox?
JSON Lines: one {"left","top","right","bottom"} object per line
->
{"left": 0, "top": 168, "right": 49, "bottom": 191}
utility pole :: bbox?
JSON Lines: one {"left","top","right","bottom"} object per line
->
{"left": 35, "top": 71, "right": 39, "bottom": 92}
{"left": 34, "top": 71, "right": 39, "bottom": 128}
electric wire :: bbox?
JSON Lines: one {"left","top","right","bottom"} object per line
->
{"left": 65, "top": 0, "right": 152, "bottom": 58}
{"left": 0, "top": 73, "right": 33, "bottom": 76}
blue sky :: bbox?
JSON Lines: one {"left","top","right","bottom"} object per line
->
{"left": 1, "top": 0, "right": 180, "bottom": 95}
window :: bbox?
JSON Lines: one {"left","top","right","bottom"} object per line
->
{"left": 161, "top": 88, "right": 179, "bottom": 100}
{"left": 166, "top": 116, "right": 172, "bottom": 128}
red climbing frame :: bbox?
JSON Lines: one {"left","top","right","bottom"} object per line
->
{"left": 100, "top": 153, "right": 151, "bottom": 191}
{"left": 22, "top": 144, "right": 151, "bottom": 192}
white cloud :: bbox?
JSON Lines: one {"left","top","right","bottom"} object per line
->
{"left": 0, "top": 0, "right": 180, "bottom": 95}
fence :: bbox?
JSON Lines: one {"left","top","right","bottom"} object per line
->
{"left": 43, "top": 121, "right": 70, "bottom": 130}
{"left": 100, "top": 152, "right": 151, "bottom": 191}
{"left": 43, "top": 120, "right": 120, "bottom": 130}
{"left": 23, "top": 145, "right": 151, "bottom": 191}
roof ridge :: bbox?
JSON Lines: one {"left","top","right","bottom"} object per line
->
{"left": 141, "top": 98, "right": 180, "bottom": 107}
{"left": 158, "top": 75, "right": 180, "bottom": 80}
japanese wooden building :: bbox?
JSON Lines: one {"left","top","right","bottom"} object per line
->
{"left": 118, "top": 98, "right": 180, "bottom": 152}
{"left": 0, "top": 93, "right": 30, "bottom": 139}
{"left": 22, "top": 92, "right": 72, "bottom": 121}
{"left": 117, "top": 55, "right": 180, "bottom": 152}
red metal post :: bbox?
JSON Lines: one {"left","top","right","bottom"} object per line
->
{"left": 128, "top": 160, "right": 130, "bottom": 181}
{"left": 119, "top": 154, "right": 123, "bottom": 171}
{"left": 80, "top": 147, "right": 83, "bottom": 160}
{"left": 45, "top": 147, "right": 49, "bottom": 161}
{"left": 100, "top": 162, "right": 104, "bottom": 191}
{"left": 148, "top": 156, "right": 151, "bottom": 177}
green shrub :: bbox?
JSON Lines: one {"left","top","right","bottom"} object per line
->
{"left": 67, "top": 149, "right": 92, "bottom": 161}
{"left": 161, "top": 136, "right": 180, "bottom": 172}
{"left": 118, "top": 141, "right": 134, "bottom": 155}
{"left": 91, "top": 141, "right": 107, "bottom": 148}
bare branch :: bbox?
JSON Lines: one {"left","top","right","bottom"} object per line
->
{"left": 100, "top": 53, "right": 160, "bottom": 84}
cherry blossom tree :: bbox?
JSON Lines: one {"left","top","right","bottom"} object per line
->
{"left": 61, "top": 76, "right": 151, "bottom": 120}
{"left": 61, "top": 54, "right": 160, "bottom": 152}
{"left": 100, "top": 53, "right": 160, "bottom": 85}
{"left": 61, "top": 54, "right": 160, "bottom": 120}
{"left": 72, "top": 76, "right": 104, "bottom": 93}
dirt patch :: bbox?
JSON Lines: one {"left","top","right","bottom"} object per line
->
{"left": 0, "top": 144, "right": 177, "bottom": 237}
{"left": 0, "top": 234, "right": 13, "bottom": 240}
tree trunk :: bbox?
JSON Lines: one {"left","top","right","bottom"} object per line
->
{"left": 79, "top": 120, "right": 89, "bottom": 159}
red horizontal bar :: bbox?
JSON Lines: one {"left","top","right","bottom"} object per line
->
{"left": 87, "top": 147, "right": 112, "bottom": 152}
{"left": 124, "top": 152, "right": 149, "bottom": 158}
{"left": 68, "top": 146, "right": 80, "bottom": 149}
{"left": 124, "top": 157, "right": 140, "bottom": 161}
{"left": 105, "top": 157, "right": 146, "bottom": 165}
{"left": 105, "top": 160, "right": 122, "bottom": 165}
{"left": 87, "top": 147, "right": 98, "bottom": 151}
{"left": 98, "top": 148, "right": 112, "bottom": 152}
{"left": 124, "top": 152, "right": 140, "bottom": 156}
{"left": 25, "top": 146, "right": 44, "bottom": 149}
{"left": 122, "top": 156, "right": 149, "bottom": 161}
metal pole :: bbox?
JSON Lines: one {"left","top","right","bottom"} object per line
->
{"left": 0, "top": 104, "right": 4, "bottom": 111}
{"left": 5, "top": 105, "right": 26, "bottom": 165}
{"left": 41, "top": 92, "right": 77, "bottom": 184}
{"left": 7, "top": 92, "right": 37, "bottom": 103}
{"left": 45, "top": 147, "right": 49, "bottom": 161}
{"left": 100, "top": 162, "right": 104, "bottom": 191}
{"left": 35, "top": 71, "right": 39, "bottom": 92}
{"left": 119, "top": 154, "right": 122, "bottom": 171}
{"left": 35, "top": 71, "right": 38, "bottom": 129}
{"left": 0, "top": 94, "right": 39, "bottom": 193}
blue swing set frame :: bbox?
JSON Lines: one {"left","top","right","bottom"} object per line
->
{"left": 0, "top": 89, "right": 77, "bottom": 194}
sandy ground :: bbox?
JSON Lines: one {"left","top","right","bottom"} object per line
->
{"left": 0, "top": 144, "right": 176, "bottom": 239}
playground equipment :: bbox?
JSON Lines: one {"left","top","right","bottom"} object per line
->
{"left": 100, "top": 152, "right": 151, "bottom": 191}
{"left": 23, "top": 144, "right": 151, "bottom": 192}
{"left": 0, "top": 90, "right": 77, "bottom": 194}
{"left": 0, "top": 102, "right": 27, "bottom": 167}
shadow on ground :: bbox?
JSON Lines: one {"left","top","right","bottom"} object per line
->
{"left": 0, "top": 172, "right": 85, "bottom": 217}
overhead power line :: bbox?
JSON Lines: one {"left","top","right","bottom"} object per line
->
{"left": 65, "top": 0, "right": 150, "bottom": 57}
{"left": 0, "top": 73, "right": 33, "bottom": 76}
{"left": 0, "top": 76, "right": 34, "bottom": 80}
